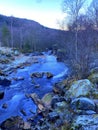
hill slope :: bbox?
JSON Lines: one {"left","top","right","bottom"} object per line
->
{"left": 0, "top": 14, "right": 67, "bottom": 52}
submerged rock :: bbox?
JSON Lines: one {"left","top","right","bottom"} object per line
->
{"left": 0, "top": 77, "right": 11, "bottom": 86}
{"left": 13, "top": 76, "right": 24, "bottom": 81}
{"left": 2, "top": 103, "right": 8, "bottom": 109}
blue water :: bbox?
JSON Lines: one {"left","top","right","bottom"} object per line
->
{"left": 0, "top": 55, "right": 68, "bottom": 123}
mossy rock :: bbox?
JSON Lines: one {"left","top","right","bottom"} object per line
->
{"left": 92, "top": 91, "right": 98, "bottom": 99}
{"left": 41, "top": 93, "right": 53, "bottom": 108}
{"left": 88, "top": 73, "right": 98, "bottom": 84}
{"left": 67, "top": 79, "right": 94, "bottom": 98}
{"left": 90, "top": 67, "right": 98, "bottom": 74}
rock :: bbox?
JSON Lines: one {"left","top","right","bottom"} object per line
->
{"left": 0, "top": 91, "right": 4, "bottom": 99}
{"left": 48, "top": 112, "right": 59, "bottom": 121}
{"left": 45, "top": 72, "right": 53, "bottom": 79}
{"left": 71, "top": 114, "right": 98, "bottom": 130}
{"left": 0, "top": 70, "right": 6, "bottom": 76}
{"left": 55, "top": 119, "right": 64, "bottom": 127}
{"left": 23, "top": 122, "right": 31, "bottom": 130}
{"left": 53, "top": 82, "right": 65, "bottom": 95}
{"left": 14, "top": 50, "right": 20, "bottom": 56}
{"left": 67, "top": 79, "right": 93, "bottom": 98}
{"left": 90, "top": 67, "right": 98, "bottom": 74}
{"left": 20, "top": 109, "right": 27, "bottom": 116}
{"left": 41, "top": 93, "right": 53, "bottom": 109}
{"left": 51, "top": 95, "right": 65, "bottom": 109}
{"left": 88, "top": 73, "right": 98, "bottom": 84}
{"left": 31, "top": 72, "right": 44, "bottom": 78}
{"left": 30, "top": 93, "right": 45, "bottom": 112}
{"left": 0, "top": 116, "right": 24, "bottom": 130}
{"left": 55, "top": 101, "right": 68, "bottom": 111}
{"left": 0, "top": 77, "right": 11, "bottom": 86}
{"left": 70, "top": 97, "right": 96, "bottom": 114}
{"left": 2, "top": 103, "right": 8, "bottom": 109}
{"left": 92, "top": 91, "right": 98, "bottom": 99}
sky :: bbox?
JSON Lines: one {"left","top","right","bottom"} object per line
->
{"left": 0, "top": 0, "right": 65, "bottom": 29}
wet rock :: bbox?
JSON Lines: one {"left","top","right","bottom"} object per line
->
{"left": 70, "top": 97, "right": 96, "bottom": 114}
{"left": 2, "top": 103, "right": 8, "bottom": 109}
{"left": 53, "top": 82, "right": 65, "bottom": 95}
{"left": 0, "top": 91, "right": 4, "bottom": 99}
{"left": 20, "top": 109, "right": 27, "bottom": 116}
{"left": 31, "top": 72, "right": 44, "bottom": 78}
{"left": 67, "top": 79, "right": 93, "bottom": 98}
{"left": 0, "top": 116, "right": 24, "bottom": 130}
{"left": 0, "top": 77, "right": 11, "bottom": 86}
{"left": 45, "top": 72, "right": 53, "bottom": 79}
{"left": 71, "top": 114, "right": 98, "bottom": 130}
{"left": 30, "top": 93, "right": 45, "bottom": 112}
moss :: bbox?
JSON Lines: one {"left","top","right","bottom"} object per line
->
{"left": 92, "top": 92, "right": 98, "bottom": 99}
{"left": 88, "top": 73, "right": 98, "bottom": 84}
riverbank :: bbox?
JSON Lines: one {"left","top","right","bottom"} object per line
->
{"left": 0, "top": 47, "right": 98, "bottom": 130}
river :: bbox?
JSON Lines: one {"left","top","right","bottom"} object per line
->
{"left": 0, "top": 55, "right": 68, "bottom": 123}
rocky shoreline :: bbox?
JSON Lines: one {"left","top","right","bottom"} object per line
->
{"left": 0, "top": 48, "right": 98, "bottom": 130}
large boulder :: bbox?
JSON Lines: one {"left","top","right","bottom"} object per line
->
{"left": 71, "top": 114, "right": 98, "bottom": 130}
{"left": 70, "top": 97, "right": 96, "bottom": 114}
{"left": 66, "top": 79, "right": 93, "bottom": 98}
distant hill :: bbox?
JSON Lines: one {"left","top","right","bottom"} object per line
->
{"left": 0, "top": 14, "right": 67, "bottom": 52}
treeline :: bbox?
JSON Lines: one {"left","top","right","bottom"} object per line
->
{"left": 0, "top": 14, "right": 66, "bottom": 52}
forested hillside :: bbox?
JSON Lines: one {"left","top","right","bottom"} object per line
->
{"left": 0, "top": 14, "right": 66, "bottom": 52}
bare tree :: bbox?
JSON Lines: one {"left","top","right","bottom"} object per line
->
{"left": 62, "top": 0, "right": 86, "bottom": 61}
{"left": 87, "top": 0, "right": 98, "bottom": 28}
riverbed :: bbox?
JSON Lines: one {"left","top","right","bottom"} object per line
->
{"left": 0, "top": 54, "right": 68, "bottom": 123}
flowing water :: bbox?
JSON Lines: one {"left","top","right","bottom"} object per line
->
{"left": 0, "top": 55, "right": 68, "bottom": 123}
